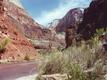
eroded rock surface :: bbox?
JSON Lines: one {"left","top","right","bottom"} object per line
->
{"left": 56, "top": 8, "right": 83, "bottom": 48}
{"left": 56, "top": 8, "right": 83, "bottom": 33}
{"left": 0, "top": 0, "right": 37, "bottom": 62}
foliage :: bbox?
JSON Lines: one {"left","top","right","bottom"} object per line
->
{"left": 0, "top": 37, "right": 10, "bottom": 53}
{"left": 36, "top": 41, "right": 100, "bottom": 80}
{"left": 37, "top": 51, "right": 66, "bottom": 75}
{"left": 65, "top": 64, "right": 87, "bottom": 80}
{"left": 24, "top": 54, "right": 30, "bottom": 61}
{"left": 36, "top": 28, "right": 107, "bottom": 80}
{"left": 91, "top": 28, "right": 107, "bottom": 46}
{"left": 95, "top": 28, "right": 107, "bottom": 37}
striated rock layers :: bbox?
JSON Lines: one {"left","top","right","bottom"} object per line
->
{"left": 6, "top": 0, "right": 44, "bottom": 39}
{"left": 56, "top": 8, "right": 83, "bottom": 33}
{"left": 0, "top": 0, "right": 38, "bottom": 61}
{"left": 55, "top": 8, "right": 83, "bottom": 48}
{"left": 8, "top": 0, "right": 65, "bottom": 50}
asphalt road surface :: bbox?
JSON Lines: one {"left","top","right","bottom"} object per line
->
{"left": 0, "top": 62, "right": 37, "bottom": 80}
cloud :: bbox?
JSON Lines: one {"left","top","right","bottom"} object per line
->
{"left": 35, "top": 0, "right": 91, "bottom": 26}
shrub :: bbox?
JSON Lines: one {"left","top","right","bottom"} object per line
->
{"left": 0, "top": 37, "right": 10, "bottom": 53}
{"left": 24, "top": 54, "right": 30, "bottom": 61}
{"left": 37, "top": 51, "right": 67, "bottom": 75}
{"left": 95, "top": 28, "right": 107, "bottom": 37}
{"left": 36, "top": 28, "right": 106, "bottom": 80}
{"left": 36, "top": 42, "right": 99, "bottom": 79}
{"left": 66, "top": 64, "right": 87, "bottom": 80}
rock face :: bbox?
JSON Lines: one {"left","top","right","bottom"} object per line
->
{"left": 6, "top": 0, "right": 44, "bottom": 39}
{"left": 64, "top": 0, "right": 107, "bottom": 48}
{"left": 56, "top": 8, "right": 83, "bottom": 33}
{"left": 31, "top": 28, "right": 65, "bottom": 50}
{"left": 55, "top": 8, "right": 83, "bottom": 48}
{"left": 0, "top": 0, "right": 65, "bottom": 52}
{"left": 0, "top": 0, "right": 37, "bottom": 61}
{"left": 9, "top": 0, "right": 24, "bottom": 8}
{"left": 7, "top": 0, "right": 65, "bottom": 50}
{"left": 77, "top": 0, "right": 107, "bottom": 40}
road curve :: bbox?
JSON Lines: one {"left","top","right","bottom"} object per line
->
{"left": 0, "top": 62, "right": 37, "bottom": 80}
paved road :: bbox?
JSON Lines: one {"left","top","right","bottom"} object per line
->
{"left": 0, "top": 62, "right": 37, "bottom": 80}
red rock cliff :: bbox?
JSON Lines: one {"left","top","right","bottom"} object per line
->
{"left": 56, "top": 8, "right": 83, "bottom": 33}
{"left": 0, "top": 0, "right": 37, "bottom": 62}
{"left": 5, "top": 0, "right": 44, "bottom": 39}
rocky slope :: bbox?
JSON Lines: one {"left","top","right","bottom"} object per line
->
{"left": 62, "top": 0, "right": 107, "bottom": 48}
{"left": 8, "top": 0, "right": 66, "bottom": 50}
{"left": 9, "top": 0, "right": 24, "bottom": 8}
{"left": 6, "top": 0, "right": 44, "bottom": 39}
{"left": 55, "top": 8, "right": 83, "bottom": 48}
{"left": 55, "top": 8, "right": 83, "bottom": 33}
{"left": 0, "top": 0, "right": 65, "bottom": 59}
{"left": 77, "top": 0, "right": 107, "bottom": 40}
{"left": 0, "top": 0, "right": 38, "bottom": 62}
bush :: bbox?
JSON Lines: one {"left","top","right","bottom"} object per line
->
{"left": 0, "top": 37, "right": 10, "bottom": 53}
{"left": 36, "top": 42, "right": 99, "bottom": 79}
{"left": 36, "top": 50, "right": 87, "bottom": 79}
{"left": 37, "top": 51, "right": 66, "bottom": 75}
{"left": 24, "top": 54, "right": 30, "bottom": 61}
{"left": 66, "top": 64, "right": 87, "bottom": 80}
{"left": 36, "top": 28, "right": 106, "bottom": 80}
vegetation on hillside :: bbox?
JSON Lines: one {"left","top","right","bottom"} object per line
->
{"left": 36, "top": 28, "right": 107, "bottom": 80}
{"left": 0, "top": 37, "right": 10, "bottom": 53}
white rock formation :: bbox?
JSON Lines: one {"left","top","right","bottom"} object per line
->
{"left": 9, "top": 0, "right": 24, "bottom": 8}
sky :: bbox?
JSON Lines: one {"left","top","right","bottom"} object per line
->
{"left": 21, "top": 0, "right": 91, "bottom": 26}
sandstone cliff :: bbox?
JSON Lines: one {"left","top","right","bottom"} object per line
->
{"left": 56, "top": 8, "right": 83, "bottom": 33}
{"left": 6, "top": 0, "right": 44, "bottom": 39}
{"left": 0, "top": 0, "right": 37, "bottom": 62}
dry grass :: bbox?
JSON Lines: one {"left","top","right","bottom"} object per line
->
{"left": 36, "top": 40, "right": 102, "bottom": 80}
{"left": 36, "top": 28, "right": 107, "bottom": 80}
